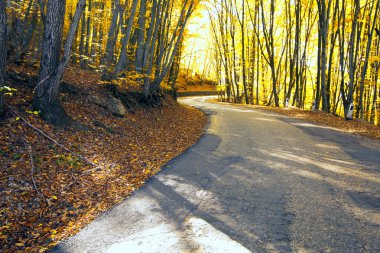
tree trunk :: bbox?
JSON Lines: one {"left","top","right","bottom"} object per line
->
{"left": 102, "top": 0, "right": 122, "bottom": 69}
{"left": 135, "top": 0, "right": 147, "bottom": 72}
{"left": 79, "top": 5, "right": 87, "bottom": 68}
{"left": 357, "top": 0, "right": 380, "bottom": 119}
{"left": 114, "top": 0, "right": 139, "bottom": 77}
{"left": 317, "top": 0, "right": 333, "bottom": 112}
{"left": 370, "top": 66, "right": 379, "bottom": 124}
{"left": 0, "top": 0, "right": 7, "bottom": 116}
{"left": 345, "top": 0, "right": 360, "bottom": 118}
{"left": 142, "top": 0, "right": 158, "bottom": 71}
{"left": 83, "top": 0, "right": 92, "bottom": 68}
{"left": 238, "top": 0, "right": 248, "bottom": 104}
{"left": 143, "top": 0, "right": 194, "bottom": 98}
{"left": 33, "top": 0, "right": 86, "bottom": 126}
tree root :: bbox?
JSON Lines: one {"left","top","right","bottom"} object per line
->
{"left": 9, "top": 107, "right": 98, "bottom": 167}
{"left": 22, "top": 137, "right": 48, "bottom": 205}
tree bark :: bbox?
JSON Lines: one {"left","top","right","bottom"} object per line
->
{"left": 143, "top": 0, "right": 195, "bottom": 98}
{"left": 114, "top": 0, "right": 139, "bottom": 77}
{"left": 83, "top": 0, "right": 92, "bottom": 68}
{"left": 102, "top": 0, "right": 122, "bottom": 69}
{"left": 0, "top": 0, "right": 7, "bottom": 116}
{"left": 135, "top": 0, "right": 147, "bottom": 72}
{"left": 357, "top": 0, "right": 380, "bottom": 119}
{"left": 33, "top": 0, "right": 86, "bottom": 126}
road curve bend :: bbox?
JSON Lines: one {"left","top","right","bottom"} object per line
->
{"left": 52, "top": 97, "right": 380, "bottom": 253}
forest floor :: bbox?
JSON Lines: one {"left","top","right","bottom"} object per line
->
{"left": 0, "top": 64, "right": 207, "bottom": 252}
{"left": 214, "top": 100, "right": 380, "bottom": 141}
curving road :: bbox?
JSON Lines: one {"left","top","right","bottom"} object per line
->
{"left": 52, "top": 97, "right": 380, "bottom": 253}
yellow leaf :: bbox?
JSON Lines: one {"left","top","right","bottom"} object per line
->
{"left": 16, "top": 243, "right": 25, "bottom": 247}
{"left": 51, "top": 196, "right": 58, "bottom": 200}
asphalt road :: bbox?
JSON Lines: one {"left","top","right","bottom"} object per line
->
{"left": 52, "top": 97, "right": 380, "bottom": 253}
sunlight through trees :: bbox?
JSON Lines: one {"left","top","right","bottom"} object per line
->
{"left": 195, "top": 0, "right": 380, "bottom": 124}
{"left": 1, "top": 0, "right": 379, "bottom": 125}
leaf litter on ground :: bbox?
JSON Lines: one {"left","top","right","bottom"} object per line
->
{"left": 0, "top": 64, "right": 207, "bottom": 252}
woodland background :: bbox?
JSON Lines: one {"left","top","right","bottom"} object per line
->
{"left": 201, "top": 0, "right": 380, "bottom": 125}
{"left": 1, "top": 0, "right": 380, "bottom": 251}
{"left": 0, "top": 0, "right": 199, "bottom": 125}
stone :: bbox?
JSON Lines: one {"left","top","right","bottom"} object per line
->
{"left": 88, "top": 94, "right": 126, "bottom": 117}
{"left": 106, "top": 95, "right": 126, "bottom": 117}
{"left": 88, "top": 94, "right": 107, "bottom": 107}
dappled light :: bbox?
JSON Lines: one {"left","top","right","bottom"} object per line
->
{"left": 314, "top": 144, "right": 340, "bottom": 150}
{"left": 291, "top": 123, "right": 339, "bottom": 131}
{"left": 186, "top": 0, "right": 380, "bottom": 125}
{"left": 1, "top": 0, "right": 380, "bottom": 251}
{"left": 264, "top": 151, "right": 380, "bottom": 184}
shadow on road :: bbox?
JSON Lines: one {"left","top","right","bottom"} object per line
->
{"left": 51, "top": 99, "right": 380, "bottom": 253}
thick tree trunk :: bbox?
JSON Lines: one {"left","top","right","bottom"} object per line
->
{"left": 33, "top": 0, "right": 86, "bottom": 126}
{"left": 33, "top": 0, "right": 66, "bottom": 125}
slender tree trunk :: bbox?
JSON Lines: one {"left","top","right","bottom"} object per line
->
{"left": 114, "top": 0, "right": 139, "bottom": 77}
{"left": 230, "top": 26, "right": 240, "bottom": 101}
{"left": 135, "top": 0, "right": 147, "bottom": 73}
{"left": 142, "top": 0, "right": 158, "bottom": 71}
{"left": 317, "top": 0, "right": 333, "bottom": 112}
{"left": 168, "top": 37, "right": 183, "bottom": 100}
{"left": 83, "top": 0, "right": 92, "bottom": 68}
{"left": 357, "top": 0, "right": 380, "bottom": 119}
{"left": 256, "top": 42, "right": 259, "bottom": 105}
{"left": 259, "top": 0, "right": 279, "bottom": 106}
{"left": 237, "top": 0, "right": 248, "bottom": 104}
{"left": 370, "top": 66, "right": 379, "bottom": 124}
{"left": 315, "top": 22, "right": 322, "bottom": 110}
{"left": 79, "top": 5, "right": 87, "bottom": 68}
{"left": 90, "top": 22, "right": 98, "bottom": 67}
{"left": 345, "top": 0, "right": 360, "bottom": 118}
{"left": 0, "top": 0, "right": 7, "bottom": 116}
{"left": 102, "top": 0, "right": 122, "bottom": 68}
{"left": 325, "top": 0, "right": 339, "bottom": 112}
{"left": 144, "top": 0, "right": 194, "bottom": 98}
